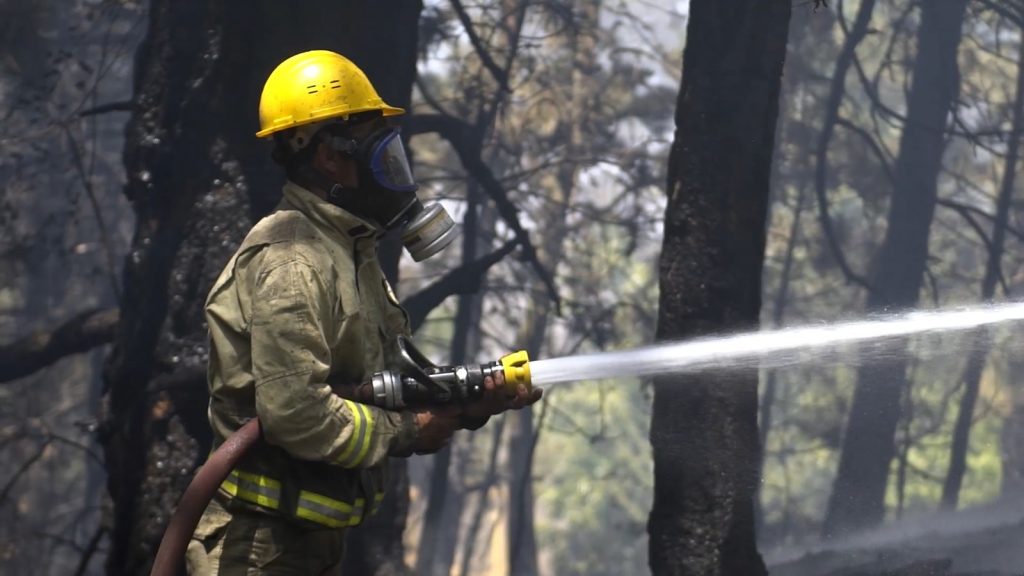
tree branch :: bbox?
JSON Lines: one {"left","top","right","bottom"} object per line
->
{"left": 0, "top": 308, "right": 120, "bottom": 384}
{"left": 73, "top": 526, "right": 106, "bottom": 576}
{"left": 79, "top": 100, "right": 133, "bottom": 117}
{"left": 450, "top": 0, "right": 512, "bottom": 92}
{"left": 937, "top": 198, "right": 1024, "bottom": 244}
{"left": 0, "top": 439, "right": 50, "bottom": 503}
{"left": 62, "top": 123, "right": 122, "bottom": 301}
{"left": 976, "top": 0, "right": 1024, "bottom": 27}
{"left": 408, "top": 113, "right": 562, "bottom": 312}
{"left": 937, "top": 199, "right": 1012, "bottom": 294}
{"left": 835, "top": 117, "right": 896, "bottom": 187}
{"left": 812, "top": 0, "right": 876, "bottom": 291}
{"left": 404, "top": 240, "right": 518, "bottom": 332}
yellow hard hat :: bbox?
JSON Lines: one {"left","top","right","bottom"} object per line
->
{"left": 256, "top": 50, "right": 404, "bottom": 138}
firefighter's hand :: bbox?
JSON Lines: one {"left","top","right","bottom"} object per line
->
{"left": 462, "top": 370, "right": 543, "bottom": 422}
{"left": 412, "top": 405, "right": 461, "bottom": 454}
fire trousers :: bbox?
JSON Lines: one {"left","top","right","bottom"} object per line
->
{"left": 186, "top": 495, "right": 347, "bottom": 576}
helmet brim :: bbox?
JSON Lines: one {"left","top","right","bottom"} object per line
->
{"left": 256, "top": 104, "right": 405, "bottom": 138}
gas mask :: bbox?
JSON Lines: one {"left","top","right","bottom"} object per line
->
{"left": 296, "top": 124, "right": 459, "bottom": 262}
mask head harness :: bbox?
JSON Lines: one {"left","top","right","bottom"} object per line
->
{"left": 281, "top": 114, "right": 458, "bottom": 261}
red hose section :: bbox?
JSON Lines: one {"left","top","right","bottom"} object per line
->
{"left": 149, "top": 418, "right": 262, "bottom": 576}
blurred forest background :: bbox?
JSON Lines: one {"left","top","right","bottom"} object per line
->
{"left": 3, "top": 0, "right": 1024, "bottom": 575}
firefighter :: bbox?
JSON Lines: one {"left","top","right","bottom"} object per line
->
{"left": 186, "top": 50, "right": 542, "bottom": 575}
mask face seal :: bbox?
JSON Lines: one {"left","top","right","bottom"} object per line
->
{"left": 356, "top": 127, "right": 459, "bottom": 260}
{"left": 300, "top": 123, "right": 460, "bottom": 261}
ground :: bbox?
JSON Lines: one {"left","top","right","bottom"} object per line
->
{"left": 767, "top": 497, "right": 1024, "bottom": 575}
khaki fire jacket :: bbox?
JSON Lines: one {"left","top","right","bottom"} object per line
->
{"left": 203, "top": 181, "right": 418, "bottom": 529}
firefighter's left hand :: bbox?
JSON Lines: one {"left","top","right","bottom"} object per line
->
{"left": 462, "top": 370, "right": 543, "bottom": 421}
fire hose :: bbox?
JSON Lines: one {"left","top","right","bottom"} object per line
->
{"left": 149, "top": 337, "right": 531, "bottom": 576}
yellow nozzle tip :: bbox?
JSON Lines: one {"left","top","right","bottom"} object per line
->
{"left": 500, "top": 350, "right": 531, "bottom": 391}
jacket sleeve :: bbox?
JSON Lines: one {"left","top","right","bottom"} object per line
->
{"left": 250, "top": 258, "right": 418, "bottom": 467}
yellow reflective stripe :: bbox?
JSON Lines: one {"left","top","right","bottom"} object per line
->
{"left": 235, "top": 470, "right": 281, "bottom": 490}
{"left": 371, "top": 492, "right": 385, "bottom": 515}
{"left": 222, "top": 470, "right": 281, "bottom": 509}
{"left": 296, "top": 506, "right": 348, "bottom": 528}
{"left": 351, "top": 405, "right": 375, "bottom": 467}
{"left": 299, "top": 490, "right": 353, "bottom": 513}
{"left": 334, "top": 399, "right": 364, "bottom": 467}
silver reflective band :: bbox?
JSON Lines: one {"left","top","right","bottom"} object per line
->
{"left": 402, "top": 203, "right": 459, "bottom": 261}
{"left": 296, "top": 490, "right": 365, "bottom": 528}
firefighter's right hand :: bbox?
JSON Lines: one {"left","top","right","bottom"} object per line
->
{"left": 412, "top": 405, "right": 461, "bottom": 454}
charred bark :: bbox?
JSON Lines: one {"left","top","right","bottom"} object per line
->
{"left": 101, "top": 2, "right": 423, "bottom": 574}
{"left": 647, "top": 0, "right": 790, "bottom": 574}
{"left": 824, "top": 0, "right": 970, "bottom": 538}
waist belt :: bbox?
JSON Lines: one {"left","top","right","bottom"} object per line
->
{"left": 221, "top": 469, "right": 384, "bottom": 528}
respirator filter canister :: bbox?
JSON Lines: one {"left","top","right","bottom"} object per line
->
{"left": 401, "top": 202, "right": 459, "bottom": 261}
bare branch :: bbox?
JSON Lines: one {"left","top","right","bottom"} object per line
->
{"left": 812, "top": 0, "right": 876, "bottom": 291}
{"left": 0, "top": 439, "right": 50, "bottom": 503}
{"left": 835, "top": 117, "right": 896, "bottom": 187}
{"left": 977, "top": 0, "right": 1024, "bottom": 27}
{"left": 450, "top": 0, "right": 512, "bottom": 93}
{"left": 62, "top": 124, "right": 122, "bottom": 301}
{"left": 937, "top": 198, "right": 1024, "bottom": 244}
{"left": 404, "top": 240, "right": 518, "bottom": 332}
{"left": 73, "top": 526, "right": 106, "bottom": 576}
{"left": 79, "top": 100, "right": 133, "bottom": 117}
{"left": 0, "top": 308, "right": 120, "bottom": 384}
{"left": 407, "top": 113, "right": 562, "bottom": 312}
{"left": 937, "top": 200, "right": 1011, "bottom": 295}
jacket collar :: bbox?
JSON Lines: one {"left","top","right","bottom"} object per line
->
{"left": 281, "top": 181, "right": 380, "bottom": 242}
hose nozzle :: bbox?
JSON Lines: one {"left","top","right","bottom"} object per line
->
{"left": 367, "top": 338, "right": 533, "bottom": 409}
{"left": 500, "top": 350, "right": 531, "bottom": 392}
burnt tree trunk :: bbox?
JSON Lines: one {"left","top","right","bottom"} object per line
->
{"left": 941, "top": 35, "right": 1024, "bottom": 510}
{"left": 100, "top": 2, "right": 422, "bottom": 574}
{"left": 647, "top": 0, "right": 790, "bottom": 574}
{"left": 1002, "top": 337, "right": 1024, "bottom": 496}
{"left": 823, "top": 0, "right": 969, "bottom": 538}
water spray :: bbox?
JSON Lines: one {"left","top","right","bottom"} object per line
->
{"left": 354, "top": 301, "right": 1024, "bottom": 407}
{"left": 358, "top": 302, "right": 1024, "bottom": 405}
{"left": 527, "top": 301, "right": 1024, "bottom": 386}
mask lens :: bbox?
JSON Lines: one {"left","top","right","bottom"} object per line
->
{"left": 370, "top": 130, "right": 417, "bottom": 192}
